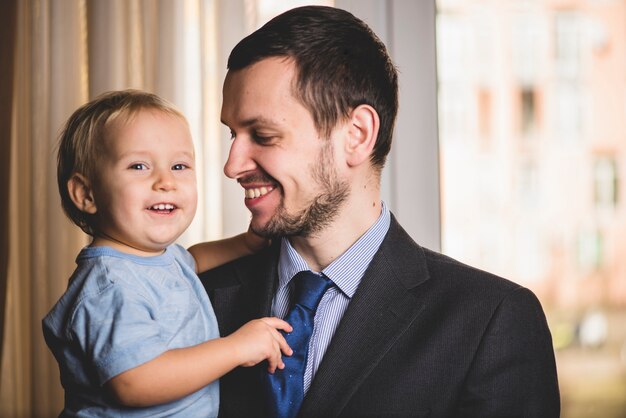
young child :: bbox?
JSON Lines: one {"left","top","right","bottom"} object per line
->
{"left": 42, "top": 89, "right": 292, "bottom": 417}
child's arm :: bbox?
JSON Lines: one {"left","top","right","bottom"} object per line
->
{"left": 105, "top": 317, "right": 292, "bottom": 407}
{"left": 188, "top": 227, "right": 269, "bottom": 273}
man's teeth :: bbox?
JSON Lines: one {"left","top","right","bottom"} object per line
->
{"left": 245, "top": 186, "right": 273, "bottom": 199}
{"left": 151, "top": 204, "right": 175, "bottom": 210}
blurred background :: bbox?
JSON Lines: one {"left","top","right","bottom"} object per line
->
{"left": 0, "top": 1, "right": 624, "bottom": 417}
{"left": 438, "top": 1, "right": 626, "bottom": 417}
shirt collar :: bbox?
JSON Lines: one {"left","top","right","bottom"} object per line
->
{"left": 278, "top": 202, "right": 391, "bottom": 298}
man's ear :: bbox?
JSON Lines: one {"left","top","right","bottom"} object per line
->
{"left": 67, "top": 173, "right": 97, "bottom": 214}
{"left": 345, "top": 104, "right": 380, "bottom": 167}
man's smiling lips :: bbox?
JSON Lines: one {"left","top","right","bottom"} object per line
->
{"left": 244, "top": 186, "right": 275, "bottom": 199}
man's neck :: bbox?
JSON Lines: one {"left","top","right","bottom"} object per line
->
{"left": 289, "top": 198, "right": 382, "bottom": 272}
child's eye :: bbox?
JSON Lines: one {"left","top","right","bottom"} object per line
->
{"left": 129, "top": 163, "right": 148, "bottom": 170}
{"left": 172, "top": 163, "right": 189, "bottom": 171}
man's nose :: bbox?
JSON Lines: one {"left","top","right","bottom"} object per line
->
{"left": 224, "top": 136, "right": 256, "bottom": 179}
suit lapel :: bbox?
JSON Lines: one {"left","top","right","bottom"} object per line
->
{"left": 235, "top": 240, "right": 280, "bottom": 317}
{"left": 258, "top": 242, "right": 279, "bottom": 316}
{"left": 299, "top": 218, "right": 430, "bottom": 417}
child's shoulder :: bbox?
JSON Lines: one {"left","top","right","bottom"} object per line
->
{"left": 168, "top": 243, "right": 190, "bottom": 258}
{"left": 68, "top": 250, "right": 142, "bottom": 298}
{"left": 168, "top": 243, "right": 196, "bottom": 270}
{"left": 43, "top": 251, "right": 142, "bottom": 332}
{"left": 66, "top": 245, "right": 196, "bottom": 303}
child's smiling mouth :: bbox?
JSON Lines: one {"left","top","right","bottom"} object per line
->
{"left": 148, "top": 203, "right": 177, "bottom": 213}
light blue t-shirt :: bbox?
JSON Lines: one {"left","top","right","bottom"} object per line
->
{"left": 42, "top": 244, "right": 219, "bottom": 417}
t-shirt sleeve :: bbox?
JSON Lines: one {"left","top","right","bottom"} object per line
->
{"left": 69, "top": 273, "right": 168, "bottom": 386}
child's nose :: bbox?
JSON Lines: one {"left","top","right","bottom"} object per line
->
{"left": 153, "top": 170, "right": 175, "bottom": 191}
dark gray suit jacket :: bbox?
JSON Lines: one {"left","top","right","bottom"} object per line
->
{"left": 199, "top": 215, "right": 560, "bottom": 417}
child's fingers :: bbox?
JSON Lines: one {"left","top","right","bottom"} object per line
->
{"left": 266, "top": 342, "right": 284, "bottom": 373}
{"left": 267, "top": 360, "right": 277, "bottom": 373}
{"left": 269, "top": 359, "right": 286, "bottom": 373}
{"left": 257, "top": 316, "right": 293, "bottom": 359}
{"left": 274, "top": 331, "right": 292, "bottom": 356}
{"left": 260, "top": 316, "right": 293, "bottom": 333}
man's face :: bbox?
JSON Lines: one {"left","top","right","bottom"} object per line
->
{"left": 221, "top": 57, "right": 349, "bottom": 238}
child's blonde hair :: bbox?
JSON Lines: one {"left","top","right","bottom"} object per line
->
{"left": 57, "top": 89, "right": 186, "bottom": 236}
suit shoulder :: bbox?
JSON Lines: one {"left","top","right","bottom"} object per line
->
{"left": 417, "top": 246, "right": 537, "bottom": 312}
{"left": 408, "top": 246, "right": 549, "bottom": 342}
{"left": 385, "top": 216, "right": 521, "bottom": 295}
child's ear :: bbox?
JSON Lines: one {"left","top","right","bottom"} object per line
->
{"left": 67, "top": 173, "right": 97, "bottom": 214}
{"left": 345, "top": 104, "right": 380, "bottom": 167}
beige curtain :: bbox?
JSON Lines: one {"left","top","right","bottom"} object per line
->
{"left": 0, "top": 0, "right": 17, "bottom": 412}
{"left": 0, "top": 1, "right": 222, "bottom": 417}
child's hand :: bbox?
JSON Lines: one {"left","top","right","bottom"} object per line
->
{"left": 244, "top": 226, "right": 271, "bottom": 253}
{"left": 226, "top": 317, "right": 292, "bottom": 373}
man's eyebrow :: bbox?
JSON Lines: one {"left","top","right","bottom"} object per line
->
{"left": 221, "top": 116, "right": 283, "bottom": 128}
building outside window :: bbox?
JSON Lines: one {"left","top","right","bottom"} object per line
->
{"left": 437, "top": 0, "right": 626, "bottom": 416}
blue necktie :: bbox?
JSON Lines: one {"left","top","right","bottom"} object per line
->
{"left": 265, "top": 270, "right": 333, "bottom": 418}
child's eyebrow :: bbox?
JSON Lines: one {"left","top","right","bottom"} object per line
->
{"left": 177, "top": 151, "right": 196, "bottom": 160}
{"left": 116, "top": 150, "right": 149, "bottom": 160}
{"left": 116, "top": 150, "right": 195, "bottom": 160}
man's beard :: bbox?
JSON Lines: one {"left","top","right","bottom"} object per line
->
{"left": 253, "top": 142, "right": 349, "bottom": 239}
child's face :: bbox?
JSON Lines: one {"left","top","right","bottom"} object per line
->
{"left": 91, "top": 109, "right": 197, "bottom": 255}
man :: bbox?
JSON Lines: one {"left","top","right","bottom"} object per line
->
{"left": 200, "top": 6, "right": 559, "bottom": 417}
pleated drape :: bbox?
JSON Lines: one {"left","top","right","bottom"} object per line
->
{"left": 0, "top": 1, "right": 223, "bottom": 416}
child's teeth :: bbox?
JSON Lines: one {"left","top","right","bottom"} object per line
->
{"left": 152, "top": 204, "right": 174, "bottom": 210}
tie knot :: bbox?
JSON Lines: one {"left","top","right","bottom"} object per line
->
{"left": 292, "top": 270, "right": 333, "bottom": 311}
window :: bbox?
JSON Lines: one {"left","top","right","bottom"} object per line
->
{"left": 477, "top": 87, "right": 492, "bottom": 141}
{"left": 520, "top": 87, "right": 537, "bottom": 136}
{"left": 593, "top": 155, "right": 619, "bottom": 211}
{"left": 555, "top": 12, "right": 582, "bottom": 80}
{"left": 554, "top": 82, "right": 583, "bottom": 140}
{"left": 577, "top": 227, "right": 603, "bottom": 273}
{"left": 437, "top": 1, "right": 626, "bottom": 416}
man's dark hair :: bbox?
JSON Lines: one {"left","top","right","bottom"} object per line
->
{"left": 228, "top": 6, "right": 399, "bottom": 170}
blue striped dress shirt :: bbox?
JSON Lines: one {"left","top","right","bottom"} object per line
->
{"left": 273, "top": 202, "right": 391, "bottom": 393}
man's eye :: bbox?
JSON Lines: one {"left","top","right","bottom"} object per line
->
{"left": 253, "top": 133, "right": 274, "bottom": 144}
{"left": 172, "top": 164, "right": 189, "bottom": 171}
{"left": 129, "top": 163, "right": 147, "bottom": 170}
